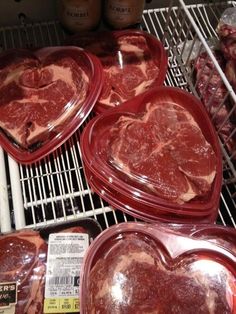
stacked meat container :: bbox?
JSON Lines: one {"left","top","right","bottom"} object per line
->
{"left": 0, "top": 0, "right": 236, "bottom": 313}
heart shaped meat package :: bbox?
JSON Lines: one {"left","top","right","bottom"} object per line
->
{"left": 163, "top": 223, "right": 236, "bottom": 254}
{"left": 80, "top": 222, "right": 236, "bottom": 314}
{"left": 83, "top": 163, "right": 219, "bottom": 224}
{"left": 81, "top": 86, "right": 222, "bottom": 217}
{"left": 0, "top": 46, "right": 103, "bottom": 164}
{"left": 66, "top": 30, "right": 168, "bottom": 113}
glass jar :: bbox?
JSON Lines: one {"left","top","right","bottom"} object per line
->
{"left": 104, "top": 0, "right": 145, "bottom": 29}
{"left": 57, "top": 0, "right": 101, "bottom": 33}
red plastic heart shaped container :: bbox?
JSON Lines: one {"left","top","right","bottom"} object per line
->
{"left": 83, "top": 163, "right": 218, "bottom": 223}
{"left": 0, "top": 46, "right": 103, "bottom": 164}
{"left": 81, "top": 86, "right": 222, "bottom": 222}
{"left": 80, "top": 222, "right": 236, "bottom": 314}
{"left": 163, "top": 223, "right": 236, "bottom": 254}
{"left": 66, "top": 29, "right": 168, "bottom": 114}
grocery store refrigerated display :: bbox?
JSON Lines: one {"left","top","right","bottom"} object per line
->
{"left": 0, "top": 0, "right": 235, "bottom": 234}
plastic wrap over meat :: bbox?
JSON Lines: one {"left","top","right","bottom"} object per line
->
{"left": 0, "top": 230, "right": 47, "bottom": 313}
{"left": 217, "top": 7, "right": 236, "bottom": 60}
{"left": 0, "top": 219, "right": 101, "bottom": 314}
{"left": 80, "top": 223, "right": 236, "bottom": 314}
{"left": 193, "top": 50, "right": 236, "bottom": 153}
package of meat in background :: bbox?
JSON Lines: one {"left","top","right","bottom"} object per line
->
{"left": 191, "top": 40, "right": 236, "bottom": 156}
{"left": 217, "top": 7, "right": 236, "bottom": 60}
{"left": 0, "top": 218, "right": 102, "bottom": 314}
{"left": 66, "top": 29, "right": 168, "bottom": 114}
{"left": 0, "top": 46, "right": 103, "bottom": 164}
{"left": 178, "top": 33, "right": 236, "bottom": 157}
{"left": 80, "top": 86, "right": 222, "bottom": 223}
{"left": 80, "top": 222, "right": 236, "bottom": 314}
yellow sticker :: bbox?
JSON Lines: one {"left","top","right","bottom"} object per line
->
{"left": 43, "top": 298, "right": 80, "bottom": 313}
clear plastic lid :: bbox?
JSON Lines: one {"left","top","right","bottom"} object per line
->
{"left": 0, "top": 46, "right": 103, "bottom": 164}
{"left": 80, "top": 222, "right": 236, "bottom": 314}
{"left": 84, "top": 164, "right": 218, "bottom": 223}
{"left": 162, "top": 223, "right": 236, "bottom": 255}
{"left": 66, "top": 30, "right": 167, "bottom": 113}
{"left": 81, "top": 86, "right": 222, "bottom": 216}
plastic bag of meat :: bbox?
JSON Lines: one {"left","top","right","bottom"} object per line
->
{"left": 217, "top": 7, "right": 236, "bottom": 60}
{"left": 0, "top": 218, "right": 101, "bottom": 314}
{"left": 193, "top": 48, "right": 236, "bottom": 155}
{"left": 80, "top": 222, "right": 236, "bottom": 314}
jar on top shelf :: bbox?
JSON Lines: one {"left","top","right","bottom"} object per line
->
{"left": 104, "top": 0, "right": 146, "bottom": 29}
{"left": 57, "top": 0, "right": 102, "bottom": 33}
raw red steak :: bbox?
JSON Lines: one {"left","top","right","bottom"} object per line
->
{"left": 0, "top": 226, "right": 87, "bottom": 314}
{"left": 0, "top": 48, "right": 89, "bottom": 149}
{"left": 68, "top": 32, "right": 161, "bottom": 109}
{"left": 0, "top": 230, "right": 47, "bottom": 313}
{"left": 100, "top": 35, "right": 160, "bottom": 107}
{"left": 87, "top": 234, "right": 233, "bottom": 314}
{"left": 109, "top": 102, "right": 217, "bottom": 203}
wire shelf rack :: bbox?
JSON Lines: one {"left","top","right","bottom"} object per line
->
{"left": 0, "top": 0, "right": 235, "bottom": 233}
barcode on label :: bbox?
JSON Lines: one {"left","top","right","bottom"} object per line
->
{"left": 48, "top": 277, "right": 74, "bottom": 285}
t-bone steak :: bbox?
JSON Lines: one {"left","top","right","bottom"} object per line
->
{"left": 108, "top": 101, "right": 217, "bottom": 204}
{"left": 87, "top": 234, "right": 234, "bottom": 314}
{"left": 0, "top": 48, "right": 89, "bottom": 149}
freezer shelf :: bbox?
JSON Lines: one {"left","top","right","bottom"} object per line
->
{"left": 0, "top": 0, "right": 235, "bottom": 232}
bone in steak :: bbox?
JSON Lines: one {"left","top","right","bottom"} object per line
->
{"left": 0, "top": 49, "right": 89, "bottom": 149}
{"left": 109, "top": 101, "right": 217, "bottom": 204}
{"left": 87, "top": 234, "right": 233, "bottom": 314}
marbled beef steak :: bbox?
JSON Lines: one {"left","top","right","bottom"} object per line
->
{"left": 87, "top": 234, "right": 234, "bottom": 314}
{"left": 109, "top": 101, "right": 217, "bottom": 204}
{"left": 0, "top": 48, "right": 89, "bottom": 149}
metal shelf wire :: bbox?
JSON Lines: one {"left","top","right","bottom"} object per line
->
{"left": 0, "top": 0, "right": 235, "bottom": 232}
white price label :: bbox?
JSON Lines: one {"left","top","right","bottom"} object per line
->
{"left": 45, "top": 233, "right": 89, "bottom": 299}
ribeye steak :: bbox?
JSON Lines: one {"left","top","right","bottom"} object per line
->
{"left": 100, "top": 35, "right": 160, "bottom": 107}
{"left": 109, "top": 101, "right": 217, "bottom": 203}
{"left": 0, "top": 226, "right": 87, "bottom": 314}
{"left": 0, "top": 230, "right": 47, "bottom": 313}
{"left": 0, "top": 48, "right": 89, "bottom": 149}
{"left": 87, "top": 234, "right": 233, "bottom": 314}
{"left": 69, "top": 33, "right": 161, "bottom": 108}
